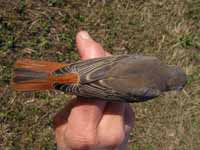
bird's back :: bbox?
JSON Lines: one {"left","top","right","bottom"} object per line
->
{"left": 74, "top": 55, "right": 173, "bottom": 102}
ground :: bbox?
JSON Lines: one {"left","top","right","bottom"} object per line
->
{"left": 0, "top": 0, "right": 199, "bottom": 150}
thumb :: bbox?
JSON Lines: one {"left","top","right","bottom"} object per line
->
{"left": 76, "top": 31, "right": 108, "bottom": 59}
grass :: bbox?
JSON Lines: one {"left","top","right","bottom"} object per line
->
{"left": 0, "top": 0, "right": 200, "bottom": 149}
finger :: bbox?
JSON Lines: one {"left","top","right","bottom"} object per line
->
{"left": 55, "top": 31, "right": 109, "bottom": 130}
{"left": 53, "top": 99, "right": 77, "bottom": 148}
{"left": 65, "top": 31, "right": 109, "bottom": 137}
{"left": 74, "top": 30, "right": 108, "bottom": 126}
{"left": 76, "top": 31, "right": 110, "bottom": 59}
{"left": 53, "top": 99, "right": 77, "bottom": 130}
{"left": 66, "top": 98, "right": 106, "bottom": 131}
{"left": 97, "top": 102, "right": 126, "bottom": 147}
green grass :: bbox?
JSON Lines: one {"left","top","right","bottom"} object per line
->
{"left": 0, "top": 0, "right": 200, "bottom": 149}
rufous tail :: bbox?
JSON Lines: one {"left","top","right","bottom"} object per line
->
{"left": 11, "top": 59, "right": 66, "bottom": 91}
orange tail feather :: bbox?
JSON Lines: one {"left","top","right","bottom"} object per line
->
{"left": 14, "top": 59, "right": 66, "bottom": 72}
{"left": 11, "top": 59, "right": 68, "bottom": 91}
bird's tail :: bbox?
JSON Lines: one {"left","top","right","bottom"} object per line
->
{"left": 11, "top": 59, "right": 66, "bottom": 91}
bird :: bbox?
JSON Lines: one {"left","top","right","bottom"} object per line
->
{"left": 11, "top": 55, "right": 187, "bottom": 102}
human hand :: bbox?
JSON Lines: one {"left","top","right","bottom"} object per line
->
{"left": 53, "top": 31, "right": 135, "bottom": 150}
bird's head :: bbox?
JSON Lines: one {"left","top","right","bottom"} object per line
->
{"left": 166, "top": 66, "right": 187, "bottom": 91}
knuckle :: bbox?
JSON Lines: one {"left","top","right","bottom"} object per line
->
{"left": 108, "top": 132, "right": 125, "bottom": 145}
{"left": 101, "top": 128, "right": 125, "bottom": 146}
{"left": 65, "top": 129, "right": 97, "bottom": 149}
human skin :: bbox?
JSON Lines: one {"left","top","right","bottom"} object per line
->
{"left": 53, "top": 31, "right": 135, "bottom": 150}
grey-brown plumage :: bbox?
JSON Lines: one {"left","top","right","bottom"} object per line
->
{"left": 53, "top": 55, "right": 187, "bottom": 102}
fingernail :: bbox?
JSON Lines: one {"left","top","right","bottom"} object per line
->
{"left": 80, "top": 31, "right": 91, "bottom": 40}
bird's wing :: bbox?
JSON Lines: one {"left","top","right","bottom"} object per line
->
{"left": 77, "top": 56, "right": 167, "bottom": 102}
{"left": 71, "top": 55, "right": 131, "bottom": 83}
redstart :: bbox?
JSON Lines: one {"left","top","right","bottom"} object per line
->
{"left": 12, "top": 55, "right": 187, "bottom": 102}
